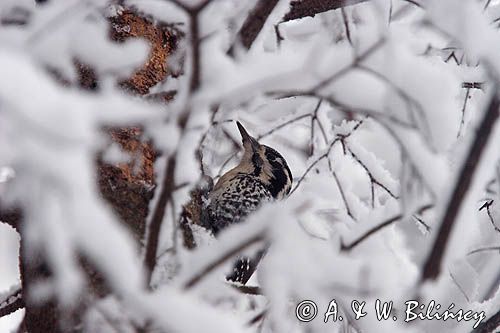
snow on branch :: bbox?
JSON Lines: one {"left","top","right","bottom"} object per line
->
{"left": 2, "top": 0, "right": 500, "bottom": 332}
{"left": 227, "top": 0, "right": 280, "bottom": 54}
{"left": 283, "top": 0, "right": 422, "bottom": 22}
{"left": 0, "top": 285, "right": 23, "bottom": 319}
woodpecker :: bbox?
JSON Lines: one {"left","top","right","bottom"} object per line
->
{"left": 204, "top": 121, "right": 292, "bottom": 283}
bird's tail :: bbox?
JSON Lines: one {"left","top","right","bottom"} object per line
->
{"left": 226, "top": 249, "right": 266, "bottom": 284}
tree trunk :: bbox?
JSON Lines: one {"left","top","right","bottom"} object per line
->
{"left": 16, "top": 7, "right": 177, "bottom": 332}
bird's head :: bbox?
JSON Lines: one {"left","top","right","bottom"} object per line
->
{"left": 234, "top": 121, "right": 293, "bottom": 199}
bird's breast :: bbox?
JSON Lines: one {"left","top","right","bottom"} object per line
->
{"left": 206, "top": 174, "right": 272, "bottom": 234}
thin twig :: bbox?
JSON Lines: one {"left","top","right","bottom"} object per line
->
{"left": 316, "top": 117, "right": 328, "bottom": 144}
{"left": 345, "top": 145, "right": 398, "bottom": 200}
{"left": 412, "top": 215, "right": 431, "bottom": 233}
{"left": 450, "top": 272, "right": 470, "bottom": 303}
{"left": 195, "top": 106, "right": 224, "bottom": 175}
{"left": 480, "top": 200, "right": 500, "bottom": 233}
{"left": 467, "top": 246, "right": 500, "bottom": 256}
{"left": 458, "top": 87, "right": 471, "bottom": 137}
{"left": 290, "top": 119, "right": 364, "bottom": 195}
{"left": 221, "top": 127, "right": 241, "bottom": 151}
{"left": 313, "top": 38, "right": 386, "bottom": 91}
{"left": 484, "top": 0, "right": 492, "bottom": 11}
{"left": 274, "top": 91, "right": 414, "bottom": 129}
{"left": 445, "top": 51, "right": 462, "bottom": 65}
{"left": 356, "top": 64, "right": 430, "bottom": 138}
{"left": 290, "top": 138, "right": 339, "bottom": 195}
{"left": 341, "top": 8, "right": 353, "bottom": 46}
{"left": 247, "top": 308, "right": 267, "bottom": 326}
{"left": 257, "top": 114, "right": 312, "bottom": 140}
{"left": 309, "top": 99, "right": 323, "bottom": 155}
{"left": 341, "top": 213, "right": 402, "bottom": 251}
{"left": 341, "top": 204, "right": 433, "bottom": 251}
{"left": 328, "top": 158, "right": 354, "bottom": 219}
{"left": 216, "top": 151, "right": 239, "bottom": 179}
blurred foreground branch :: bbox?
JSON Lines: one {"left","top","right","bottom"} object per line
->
{"left": 421, "top": 93, "right": 500, "bottom": 282}
{"left": 0, "top": 204, "right": 21, "bottom": 231}
{"left": 283, "top": 0, "right": 422, "bottom": 22}
{"left": 471, "top": 309, "right": 500, "bottom": 333}
{"left": 283, "top": 0, "right": 369, "bottom": 22}
{"left": 228, "top": 0, "right": 280, "bottom": 55}
{"left": 143, "top": 0, "right": 212, "bottom": 286}
{"left": 0, "top": 286, "right": 23, "bottom": 319}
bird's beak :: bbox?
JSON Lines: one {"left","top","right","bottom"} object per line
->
{"left": 237, "top": 121, "right": 259, "bottom": 150}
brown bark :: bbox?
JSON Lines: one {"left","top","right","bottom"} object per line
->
{"left": 89, "top": 7, "right": 178, "bottom": 244}
{"left": 20, "top": 241, "right": 62, "bottom": 333}
{"left": 12, "top": 7, "right": 178, "bottom": 333}
{"left": 97, "top": 127, "right": 157, "bottom": 242}
{"left": 109, "top": 9, "right": 179, "bottom": 95}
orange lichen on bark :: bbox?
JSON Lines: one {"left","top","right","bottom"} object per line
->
{"left": 109, "top": 9, "right": 177, "bottom": 95}
{"left": 19, "top": 7, "right": 180, "bottom": 333}
{"left": 97, "top": 126, "right": 157, "bottom": 241}
{"left": 108, "top": 127, "right": 156, "bottom": 184}
{"left": 94, "top": 9, "right": 179, "bottom": 240}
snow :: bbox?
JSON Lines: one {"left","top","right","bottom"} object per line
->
{"left": 0, "top": 0, "right": 499, "bottom": 332}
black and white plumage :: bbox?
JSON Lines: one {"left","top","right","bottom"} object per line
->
{"left": 206, "top": 173, "right": 272, "bottom": 234}
{"left": 204, "top": 122, "right": 292, "bottom": 283}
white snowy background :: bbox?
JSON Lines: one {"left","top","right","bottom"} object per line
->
{"left": 0, "top": 0, "right": 500, "bottom": 332}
